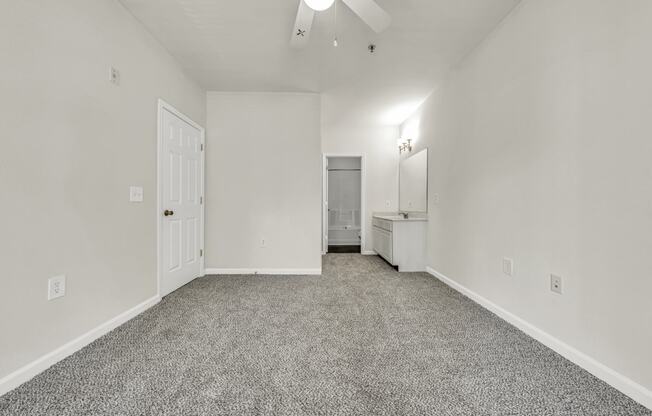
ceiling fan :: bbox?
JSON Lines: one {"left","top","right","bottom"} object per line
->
{"left": 291, "top": 0, "right": 391, "bottom": 48}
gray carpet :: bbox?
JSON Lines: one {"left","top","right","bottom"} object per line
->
{"left": 1, "top": 254, "right": 649, "bottom": 415}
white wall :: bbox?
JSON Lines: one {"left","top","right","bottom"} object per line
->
{"left": 0, "top": 0, "right": 205, "bottom": 380}
{"left": 205, "top": 92, "right": 322, "bottom": 272}
{"left": 401, "top": 0, "right": 652, "bottom": 398}
{"left": 322, "top": 95, "right": 400, "bottom": 253}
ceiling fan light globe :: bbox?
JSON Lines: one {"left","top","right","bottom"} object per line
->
{"left": 304, "top": 0, "right": 335, "bottom": 12}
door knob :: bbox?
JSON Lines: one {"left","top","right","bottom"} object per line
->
{"left": 164, "top": 210, "right": 174, "bottom": 217}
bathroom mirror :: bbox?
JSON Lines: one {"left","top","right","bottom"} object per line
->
{"left": 399, "top": 148, "right": 428, "bottom": 212}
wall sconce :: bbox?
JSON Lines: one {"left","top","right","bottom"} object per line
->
{"left": 399, "top": 139, "right": 412, "bottom": 154}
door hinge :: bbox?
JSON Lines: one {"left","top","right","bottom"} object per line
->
{"left": 200, "top": 196, "right": 203, "bottom": 204}
{"left": 200, "top": 249, "right": 203, "bottom": 257}
{"left": 201, "top": 144, "right": 204, "bottom": 151}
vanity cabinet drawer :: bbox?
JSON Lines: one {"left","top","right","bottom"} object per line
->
{"left": 372, "top": 217, "right": 393, "bottom": 232}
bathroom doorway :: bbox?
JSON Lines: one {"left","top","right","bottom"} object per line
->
{"left": 322, "top": 156, "right": 364, "bottom": 254}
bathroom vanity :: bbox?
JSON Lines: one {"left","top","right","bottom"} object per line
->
{"left": 372, "top": 148, "right": 429, "bottom": 272}
{"left": 372, "top": 214, "right": 427, "bottom": 272}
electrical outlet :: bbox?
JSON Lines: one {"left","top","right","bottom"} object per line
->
{"left": 109, "top": 66, "right": 120, "bottom": 85}
{"left": 550, "top": 274, "right": 563, "bottom": 294}
{"left": 48, "top": 275, "right": 66, "bottom": 300}
{"left": 502, "top": 257, "right": 514, "bottom": 276}
{"left": 433, "top": 193, "right": 440, "bottom": 205}
{"left": 385, "top": 200, "right": 391, "bottom": 208}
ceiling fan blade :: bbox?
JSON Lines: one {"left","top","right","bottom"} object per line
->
{"left": 290, "top": 0, "right": 315, "bottom": 48}
{"left": 342, "top": 0, "right": 391, "bottom": 33}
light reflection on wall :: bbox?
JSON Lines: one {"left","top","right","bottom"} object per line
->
{"left": 381, "top": 101, "right": 424, "bottom": 126}
{"left": 400, "top": 117, "right": 421, "bottom": 145}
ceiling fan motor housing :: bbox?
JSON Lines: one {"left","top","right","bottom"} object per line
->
{"left": 291, "top": 0, "right": 392, "bottom": 48}
{"left": 304, "top": 0, "right": 336, "bottom": 12}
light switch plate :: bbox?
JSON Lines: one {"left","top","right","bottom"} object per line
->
{"left": 502, "top": 257, "right": 514, "bottom": 276}
{"left": 48, "top": 275, "right": 66, "bottom": 300}
{"left": 129, "top": 186, "right": 144, "bottom": 202}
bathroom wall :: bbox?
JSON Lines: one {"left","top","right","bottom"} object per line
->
{"left": 321, "top": 97, "right": 400, "bottom": 253}
{"left": 401, "top": 0, "right": 652, "bottom": 402}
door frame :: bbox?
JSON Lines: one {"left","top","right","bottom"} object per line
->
{"left": 322, "top": 154, "right": 366, "bottom": 254}
{"left": 157, "top": 99, "right": 205, "bottom": 297}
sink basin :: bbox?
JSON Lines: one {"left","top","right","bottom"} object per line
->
{"left": 379, "top": 215, "right": 406, "bottom": 220}
{"left": 374, "top": 214, "right": 427, "bottom": 222}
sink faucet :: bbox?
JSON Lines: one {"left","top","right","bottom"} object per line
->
{"left": 399, "top": 212, "right": 409, "bottom": 219}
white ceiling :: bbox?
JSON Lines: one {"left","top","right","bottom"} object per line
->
{"left": 120, "top": 0, "right": 520, "bottom": 126}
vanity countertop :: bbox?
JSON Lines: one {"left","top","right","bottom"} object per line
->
{"left": 373, "top": 214, "right": 427, "bottom": 222}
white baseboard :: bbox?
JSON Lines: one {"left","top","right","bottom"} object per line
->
{"left": 0, "top": 295, "right": 160, "bottom": 397}
{"left": 205, "top": 268, "right": 321, "bottom": 276}
{"left": 426, "top": 266, "right": 652, "bottom": 411}
{"left": 361, "top": 250, "right": 377, "bottom": 256}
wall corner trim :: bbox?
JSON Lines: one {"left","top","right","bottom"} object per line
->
{"left": 0, "top": 295, "right": 161, "bottom": 397}
{"left": 425, "top": 266, "right": 652, "bottom": 411}
{"left": 205, "top": 268, "right": 321, "bottom": 276}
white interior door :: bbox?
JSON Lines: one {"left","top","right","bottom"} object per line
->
{"left": 322, "top": 155, "right": 329, "bottom": 254}
{"left": 160, "top": 105, "right": 203, "bottom": 296}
